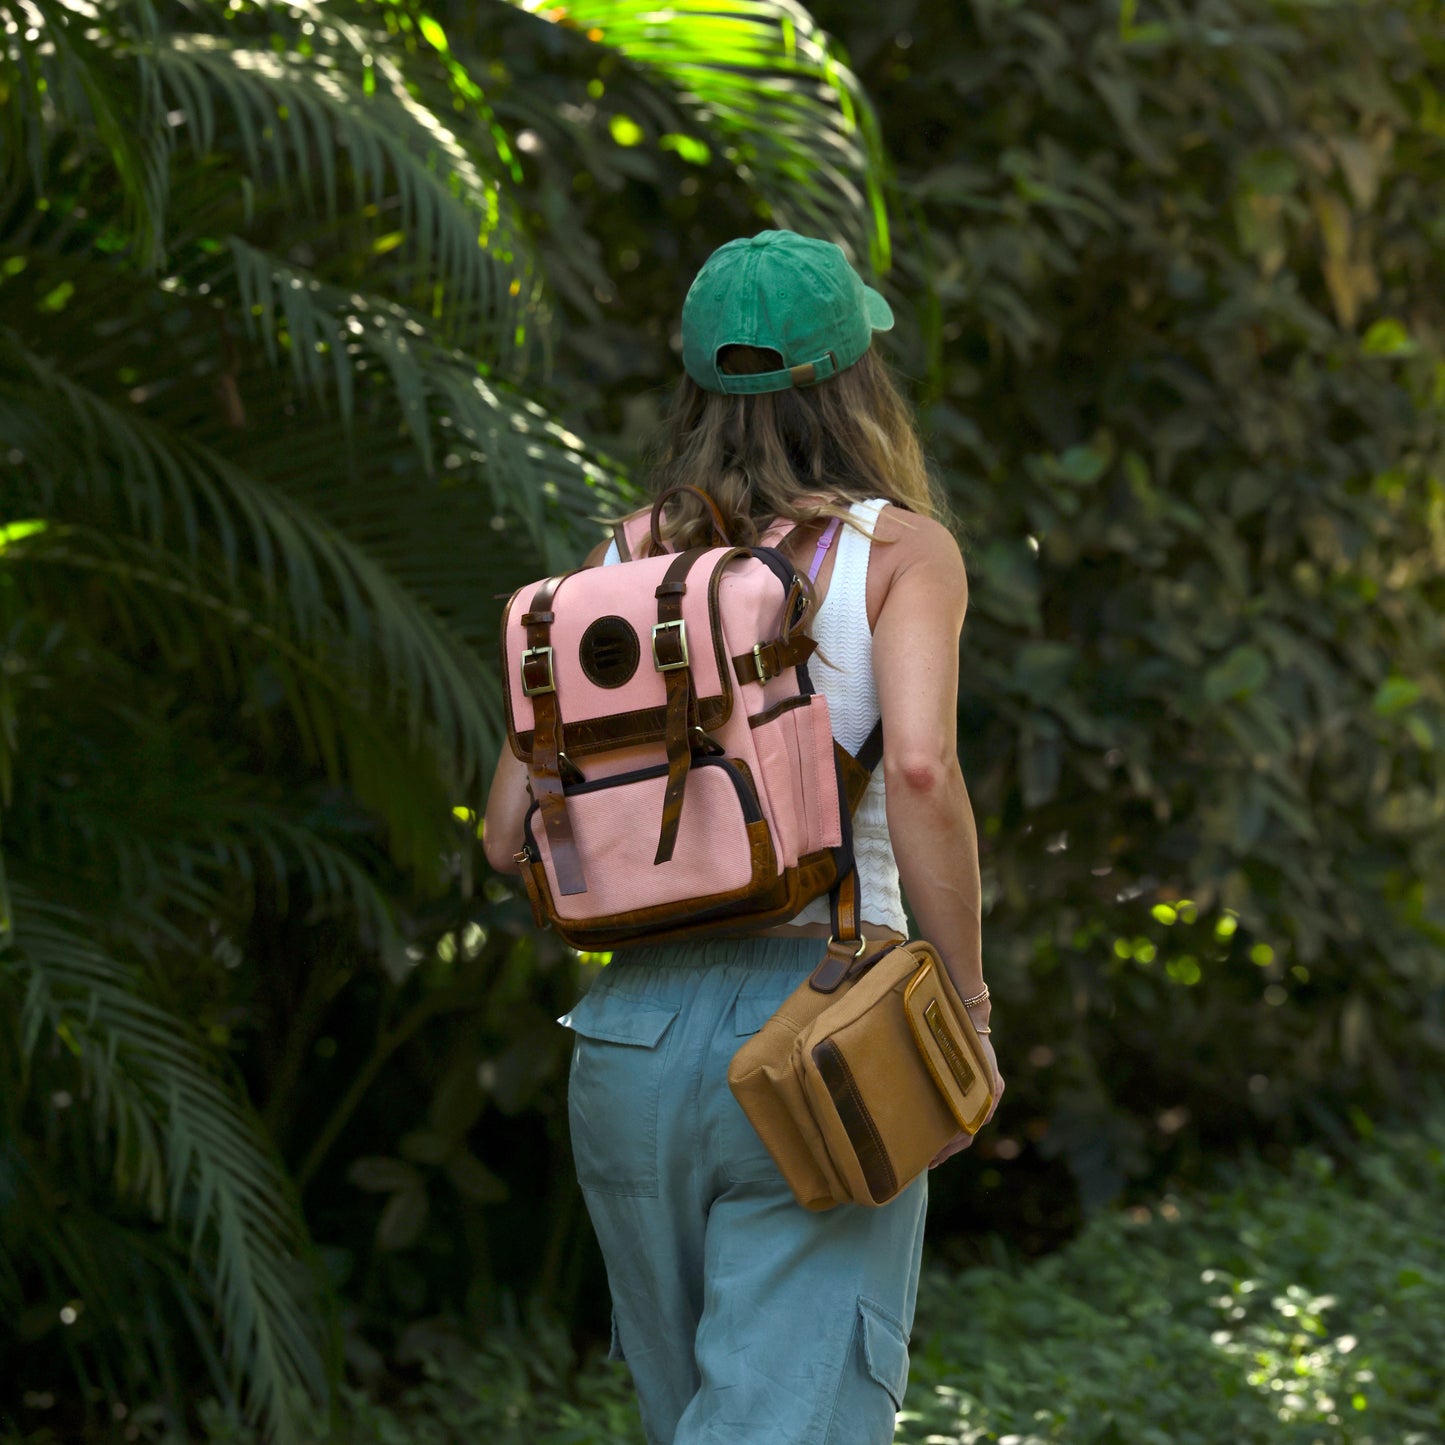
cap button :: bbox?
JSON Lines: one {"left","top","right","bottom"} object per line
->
{"left": 749, "top": 233, "right": 773, "bottom": 248}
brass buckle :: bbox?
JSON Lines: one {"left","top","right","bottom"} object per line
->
{"left": 651, "top": 619, "right": 690, "bottom": 672}
{"left": 520, "top": 645, "right": 555, "bottom": 697}
{"left": 752, "top": 642, "right": 774, "bottom": 684}
{"left": 826, "top": 933, "right": 869, "bottom": 958}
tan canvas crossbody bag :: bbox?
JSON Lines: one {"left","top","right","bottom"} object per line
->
{"left": 728, "top": 929, "right": 996, "bottom": 1211}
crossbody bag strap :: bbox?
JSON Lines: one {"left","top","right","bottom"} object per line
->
{"left": 652, "top": 547, "right": 709, "bottom": 865}
{"left": 815, "top": 715, "right": 886, "bottom": 978}
{"left": 522, "top": 574, "right": 587, "bottom": 897}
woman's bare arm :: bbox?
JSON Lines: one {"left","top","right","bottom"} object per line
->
{"left": 482, "top": 749, "right": 532, "bottom": 874}
{"left": 870, "top": 508, "right": 1001, "bottom": 1153}
{"left": 870, "top": 511, "right": 987, "bottom": 1009}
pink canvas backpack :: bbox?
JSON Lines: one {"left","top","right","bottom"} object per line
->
{"left": 501, "top": 485, "right": 880, "bottom": 950}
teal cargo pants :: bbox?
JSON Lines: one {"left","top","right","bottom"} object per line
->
{"left": 560, "top": 936, "right": 928, "bottom": 1445}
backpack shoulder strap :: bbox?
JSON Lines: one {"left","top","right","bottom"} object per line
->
{"left": 836, "top": 721, "right": 883, "bottom": 815}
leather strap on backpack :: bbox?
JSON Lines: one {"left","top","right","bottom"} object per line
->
{"left": 650, "top": 484, "right": 731, "bottom": 553}
{"left": 522, "top": 574, "right": 587, "bottom": 896}
{"left": 732, "top": 635, "right": 817, "bottom": 685}
{"left": 653, "top": 548, "right": 709, "bottom": 865}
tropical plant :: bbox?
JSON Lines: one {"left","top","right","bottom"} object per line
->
{"left": 0, "top": 0, "right": 887, "bottom": 1437}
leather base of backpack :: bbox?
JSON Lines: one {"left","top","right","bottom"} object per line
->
{"left": 518, "top": 839, "right": 849, "bottom": 952}
{"left": 727, "top": 938, "right": 996, "bottom": 1211}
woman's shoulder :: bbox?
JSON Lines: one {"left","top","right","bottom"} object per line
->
{"left": 870, "top": 504, "right": 966, "bottom": 583}
{"left": 861, "top": 502, "right": 967, "bottom": 630}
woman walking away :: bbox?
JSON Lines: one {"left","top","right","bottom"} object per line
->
{"left": 484, "top": 229, "right": 1002, "bottom": 1445}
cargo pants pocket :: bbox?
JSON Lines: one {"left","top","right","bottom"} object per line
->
{"left": 823, "top": 1296, "right": 911, "bottom": 1443}
{"left": 561, "top": 987, "right": 681, "bottom": 1197}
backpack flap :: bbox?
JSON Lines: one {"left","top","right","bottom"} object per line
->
{"left": 503, "top": 548, "right": 737, "bottom": 765}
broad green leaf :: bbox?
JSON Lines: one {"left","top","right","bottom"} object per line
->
{"left": 1372, "top": 675, "right": 1422, "bottom": 716}
{"left": 1204, "top": 647, "right": 1270, "bottom": 704}
{"left": 1362, "top": 318, "right": 1417, "bottom": 358}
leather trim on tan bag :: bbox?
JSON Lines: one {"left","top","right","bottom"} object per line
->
{"left": 811, "top": 1038, "right": 898, "bottom": 1204}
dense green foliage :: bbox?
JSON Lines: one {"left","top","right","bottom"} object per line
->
{"left": 902, "top": 1115, "right": 1445, "bottom": 1443}
{"left": 161, "top": 1115, "right": 1445, "bottom": 1444}
{"left": 0, "top": 1, "right": 884, "bottom": 1437}
{"left": 810, "top": 0, "right": 1445, "bottom": 1241}
{"left": 4, "top": 0, "right": 1444, "bottom": 1438}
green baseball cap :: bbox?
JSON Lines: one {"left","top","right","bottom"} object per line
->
{"left": 681, "top": 229, "right": 894, "bottom": 395}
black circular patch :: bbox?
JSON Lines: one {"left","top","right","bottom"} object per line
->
{"left": 580, "top": 615, "right": 641, "bottom": 689}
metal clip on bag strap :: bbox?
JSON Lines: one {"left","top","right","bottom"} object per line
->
{"left": 653, "top": 548, "right": 709, "bottom": 865}
{"left": 523, "top": 574, "right": 587, "bottom": 896}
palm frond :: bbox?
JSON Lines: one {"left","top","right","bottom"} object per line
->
{"left": 503, "top": 0, "right": 891, "bottom": 269}
{"left": 0, "top": 1154, "right": 234, "bottom": 1427}
{"left": 24, "top": 749, "right": 408, "bottom": 967}
{"left": 225, "top": 235, "right": 622, "bottom": 548}
{"left": 4, "top": 891, "right": 330, "bottom": 1442}
{"left": 2, "top": 336, "right": 508, "bottom": 785}
{"left": 156, "top": 31, "right": 527, "bottom": 348}
{"left": 0, "top": 522, "right": 481, "bottom": 858}
{"left": 0, "top": 0, "right": 169, "bottom": 265}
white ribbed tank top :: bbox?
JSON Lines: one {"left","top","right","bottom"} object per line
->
{"left": 601, "top": 497, "right": 906, "bottom": 933}
{"left": 792, "top": 498, "right": 905, "bottom": 933}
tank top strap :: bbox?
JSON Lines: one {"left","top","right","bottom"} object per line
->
{"left": 830, "top": 499, "right": 885, "bottom": 613}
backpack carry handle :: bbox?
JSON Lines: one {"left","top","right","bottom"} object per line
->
{"left": 650, "top": 484, "right": 732, "bottom": 553}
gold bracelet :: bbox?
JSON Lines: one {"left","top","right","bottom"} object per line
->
{"left": 962, "top": 985, "right": 990, "bottom": 1010}
{"left": 974, "top": 1023, "right": 992, "bottom": 1035}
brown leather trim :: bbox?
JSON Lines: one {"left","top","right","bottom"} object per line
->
{"left": 611, "top": 518, "right": 632, "bottom": 562}
{"left": 650, "top": 484, "right": 731, "bottom": 552}
{"left": 501, "top": 583, "right": 530, "bottom": 761}
{"left": 809, "top": 951, "right": 852, "bottom": 995}
{"left": 654, "top": 549, "right": 708, "bottom": 865}
{"left": 518, "top": 853, "right": 549, "bottom": 929}
{"left": 513, "top": 696, "right": 730, "bottom": 760}
{"left": 836, "top": 743, "right": 872, "bottom": 814}
{"left": 732, "top": 635, "right": 818, "bottom": 686}
{"left": 831, "top": 869, "right": 861, "bottom": 943}
{"left": 855, "top": 720, "right": 884, "bottom": 774}
{"left": 525, "top": 575, "right": 587, "bottom": 897}
{"left": 535, "top": 846, "right": 844, "bottom": 951}
{"left": 704, "top": 548, "right": 745, "bottom": 719}
{"left": 812, "top": 1038, "right": 898, "bottom": 1204}
{"left": 525, "top": 817, "right": 788, "bottom": 946}
{"left": 749, "top": 695, "right": 810, "bottom": 729}
{"left": 730, "top": 757, "right": 759, "bottom": 802}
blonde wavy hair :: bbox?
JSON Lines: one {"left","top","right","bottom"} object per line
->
{"left": 644, "top": 344, "right": 944, "bottom": 552}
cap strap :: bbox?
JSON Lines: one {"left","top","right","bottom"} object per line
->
{"left": 717, "top": 350, "right": 840, "bottom": 395}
